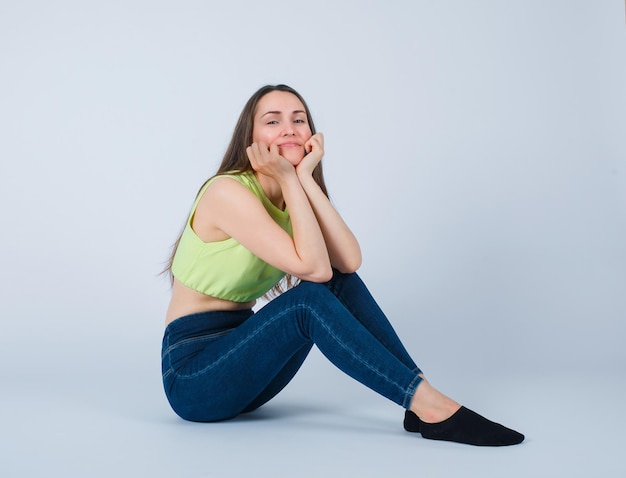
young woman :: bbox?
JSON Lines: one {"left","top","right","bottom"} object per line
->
{"left": 161, "top": 84, "right": 524, "bottom": 446}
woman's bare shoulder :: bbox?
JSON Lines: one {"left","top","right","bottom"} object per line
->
{"left": 201, "top": 175, "right": 256, "bottom": 203}
{"left": 193, "top": 174, "right": 268, "bottom": 238}
{"left": 191, "top": 176, "right": 256, "bottom": 241}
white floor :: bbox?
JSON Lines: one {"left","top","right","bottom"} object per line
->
{"left": 3, "top": 333, "right": 625, "bottom": 478}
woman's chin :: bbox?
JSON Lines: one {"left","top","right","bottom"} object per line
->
{"left": 283, "top": 154, "right": 305, "bottom": 166}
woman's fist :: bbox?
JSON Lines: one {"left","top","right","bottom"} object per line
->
{"left": 298, "top": 133, "right": 324, "bottom": 177}
{"left": 246, "top": 142, "right": 294, "bottom": 179}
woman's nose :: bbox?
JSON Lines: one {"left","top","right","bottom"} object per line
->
{"left": 282, "top": 124, "right": 295, "bottom": 136}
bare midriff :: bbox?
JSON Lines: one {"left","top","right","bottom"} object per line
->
{"left": 165, "top": 278, "right": 256, "bottom": 327}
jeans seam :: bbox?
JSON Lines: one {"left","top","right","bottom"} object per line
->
{"left": 308, "top": 306, "right": 410, "bottom": 398}
{"left": 161, "top": 329, "right": 235, "bottom": 358}
{"left": 325, "top": 276, "right": 417, "bottom": 372}
{"left": 402, "top": 373, "right": 422, "bottom": 409}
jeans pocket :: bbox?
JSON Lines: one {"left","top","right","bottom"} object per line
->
{"left": 162, "top": 328, "right": 235, "bottom": 377}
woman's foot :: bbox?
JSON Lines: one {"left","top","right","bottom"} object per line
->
{"left": 404, "top": 407, "right": 525, "bottom": 446}
{"left": 406, "top": 378, "right": 524, "bottom": 446}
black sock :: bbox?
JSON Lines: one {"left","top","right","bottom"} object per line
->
{"left": 403, "top": 409, "right": 421, "bottom": 433}
{"left": 404, "top": 407, "right": 524, "bottom": 446}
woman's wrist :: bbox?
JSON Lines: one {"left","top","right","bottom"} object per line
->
{"left": 296, "top": 169, "right": 318, "bottom": 189}
{"left": 275, "top": 168, "right": 300, "bottom": 189}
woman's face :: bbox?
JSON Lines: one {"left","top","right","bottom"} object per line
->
{"left": 252, "top": 91, "right": 312, "bottom": 165}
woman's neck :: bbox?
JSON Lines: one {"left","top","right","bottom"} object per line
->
{"left": 254, "top": 172, "right": 286, "bottom": 210}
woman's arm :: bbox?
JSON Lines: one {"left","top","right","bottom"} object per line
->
{"left": 297, "top": 134, "right": 362, "bottom": 273}
{"left": 200, "top": 142, "right": 333, "bottom": 283}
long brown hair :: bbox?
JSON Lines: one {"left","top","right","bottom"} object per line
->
{"left": 163, "top": 84, "right": 329, "bottom": 296}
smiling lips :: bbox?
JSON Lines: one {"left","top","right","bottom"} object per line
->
{"left": 278, "top": 142, "right": 301, "bottom": 148}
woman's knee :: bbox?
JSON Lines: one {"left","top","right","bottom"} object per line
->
{"left": 292, "top": 279, "right": 334, "bottom": 300}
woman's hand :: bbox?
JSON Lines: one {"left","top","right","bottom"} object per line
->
{"left": 246, "top": 141, "right": 295, "bottom": 182}
{"left": 297, "top": 133, "right": 324, "bottom": 178}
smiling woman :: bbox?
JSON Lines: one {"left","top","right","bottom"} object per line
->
{"left": 159, "top": 84, "right": 524, "bottom": 447}
{"left": 253, "top": 93, "right": 311, "bottom": 166}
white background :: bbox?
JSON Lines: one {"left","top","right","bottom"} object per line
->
{"left": 1, "top": 1, "right": 625, "bottom": 476}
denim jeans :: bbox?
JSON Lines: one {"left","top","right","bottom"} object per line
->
{"left": 161, "top": 271, "right": 423, "bottom": 422}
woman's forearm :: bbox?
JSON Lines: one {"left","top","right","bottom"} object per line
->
{"left": 278, "top": 173, "right": 333, "bottom": 281}
{"left": 297, "top": 173, "right": 362, "bottom": 273}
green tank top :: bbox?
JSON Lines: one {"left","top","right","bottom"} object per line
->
{"left": 172, "top": 171, "right": 292, "bottom": 302}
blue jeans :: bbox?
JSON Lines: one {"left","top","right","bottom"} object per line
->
{"left": 161, "top": 271, "right": 423, "bottom": 422}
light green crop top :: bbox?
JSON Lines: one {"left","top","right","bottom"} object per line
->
{"left": 171, "top": 171, "right": 292, "bottom": 302}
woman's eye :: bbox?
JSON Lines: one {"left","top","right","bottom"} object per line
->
{"left": 267, "top": 120, "right": 278, "bottom": 125}
{"left": 294, "top": 119, "right": 305, "bottom": 124}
